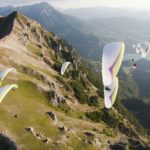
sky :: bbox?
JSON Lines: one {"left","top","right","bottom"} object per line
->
{"left": 1, "top": 0, "right": 150, "bottom": 10}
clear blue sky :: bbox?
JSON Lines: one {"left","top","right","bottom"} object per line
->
{"left": 0, "top": 0, "right": 150, "bottom": 9}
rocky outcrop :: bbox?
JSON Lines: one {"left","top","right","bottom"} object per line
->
{"left": 42, "top": 55, "right": 53, "bottom": 67}
{"left": 48, "top": 90, "right": 65, "bottom": 107}
{"left": 31, "top": 28, "right": 41, "bottom": 42}
{"left": 19, "top": 32, "right": 29, "bottom": 45}
{"left": 58, "top": 125, "right": 67, "bottom": 132}
{"left": 35, "top": 133, "right": 43, "bottom": 140}
{"left": 82, "top": 139, "right": 93, "bottom": 145}
{"left": 25, "top": 127, "right": 36, "bottom": 135}
{"left": 25, "top": 127, "right": 50, "bottom": 144}
{"left": 48, "top": 90, "right": 60, "bottom": 106}
{"left": 46, "top": 111, "right": 58, "bottom": 122}
{"left": 51, "top": 40, "right": 60, "bottom": 52}
{"left": 83, "top": 131, "right": 95, "bottom": 137}
{"left": 42, "top": 138, "right": 50, "bottom": 144}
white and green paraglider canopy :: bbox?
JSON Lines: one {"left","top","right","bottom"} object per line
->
{"left": 0, "top": 84, "right": 18, "bottom": 103}
{"left": 0, "top": 68, "right": 16, "bottom": 85}
{"left": 104, "top": 77, "right": 118, "bottom": 109}
{"left": 102, "top": 42, "right": 125, "bottom": 86}
{"left": 102, "top": 42, "right": 125, "bottom": 108}
{"left": 61, "top": 62, "right": 71, "bottom": 76}
{"left": 134, "top": 42, "right": 150, "bottom": 58}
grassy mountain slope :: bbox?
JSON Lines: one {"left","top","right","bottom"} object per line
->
{"left": 64, "top": 7, "right": 150, "bottom": 20}
{"left": 0, "top": 12, "right": 149, "bottom": 150}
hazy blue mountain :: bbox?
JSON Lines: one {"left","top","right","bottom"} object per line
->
{"left": 2, "top": 3, "right": 150, "bottom": 59}
{"left": 64, "top": 7, "right": 150, "bottom": 20}
{"left": 0, "top": 2, "right": 102, "bottom": 60}
{"left": 88, "top": 17, "right": 150, "bottom": 53}
{"left": 0, "top": 5, "right": 14, "bottom": 15}
{"left": 65, "top": 7, "right": 150, "bottom": 54}
{"left": 2, "top": 3, "right": 150, "bottom": 60}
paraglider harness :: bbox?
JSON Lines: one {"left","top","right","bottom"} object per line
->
{"left": 105, "top": 86, "right": 112, "bottom": 92}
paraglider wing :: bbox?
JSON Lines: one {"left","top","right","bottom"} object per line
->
{"left": 135, "top": 43, "right": 141, "bottom": 54}
{"left": 135, "top": 46, "right": 141, "bottom": 54}
{"left": 61, "top": 62, "right": 71, "bottom": 75}
{"left": 132, "top": 44, "right": 136, "bottom": 48}
{"left": 104, "top": 77, "right": 118, "bottom": 109}
{"left": 0, "top": 68, "right": 16, "bottom": 85}
{"left": 140, "top": 42, "right": 150, "bottom": 58}
{"left": 102, "top": 42, "right": 125, "bottom": 86}
{"left": 0, "top": 84, "right": 18, "bottom": 103}
{"left": 134, "top": 42, "right": 150, "bottom": 57}
{"left": 141, "top": 50, "right": 147, "bottom": 58}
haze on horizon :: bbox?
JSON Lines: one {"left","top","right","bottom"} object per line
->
{"left": 0, "top": 0, "right": 150, "bottom": 10}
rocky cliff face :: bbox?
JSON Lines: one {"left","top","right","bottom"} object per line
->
{"left": 0, "top": 12, "right": 149, "bottom": 150}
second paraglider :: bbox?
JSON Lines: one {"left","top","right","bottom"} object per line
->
{"left": 133, "top": 42, "right": 150, "bottom": 58}
{"left": 61, "top": 62, "right": 71, "bottom": 76}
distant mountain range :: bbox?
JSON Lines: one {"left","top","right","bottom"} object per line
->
{"left": 1, "top": 3, "right": 150, "bottom": 60}
{"left": 0, "top": 2, "right": 103, "bottom": 60}
{"left": 65, "top": 7, "right": 150, "bottom": 54}
{"left": 64, "top": 7, "right": 150, "bottom": 20}
{"left": 87, "top": 17, "right": 150, "bottom": 53}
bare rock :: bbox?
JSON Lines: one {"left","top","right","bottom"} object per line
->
{"left": 42, "top": 138, "right": 50, "bottom": 144}
{"left": 46, "top": 111, "right": 58, "bottom": 122}
{"left": 58, "top": 125, "right": 67, "bottom": 132}
{"left": 48, "top": 90, "right": 64, "bottom": 107}
{"left": 84, "top": 131, "right": 95, "bottom": 137}
{"left": 25, "top": 127, "right": 36, "bottom": 135}
{"left": 36, "top": 133, "right": 43, "bottom": 140}
{"left": 82, "top": 139, "right": 92, "bottom": 145}
{"left": 48, "top": 90, "right": 59, "bottom": 106}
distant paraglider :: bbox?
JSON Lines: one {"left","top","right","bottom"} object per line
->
{"left": 133, "top": 42, "right": 150, "bottom": 58}
{"left": 131, "top": 41, "right": 150, "bottom": 70}
{"left": 132, "top": 63, "right": 137, "bottom": 70}
{"left": 61, "top": 62, "right": 71, "bottom": 76}
{"left": 102, "top": 42, "right": 125, "bottom": 108}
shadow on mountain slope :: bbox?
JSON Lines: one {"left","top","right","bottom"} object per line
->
{"left": 0, "top": 134, "right": 17, "bottom": 150}
{"left": 123, "top": 98, "right": 150, "bottom": 134}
